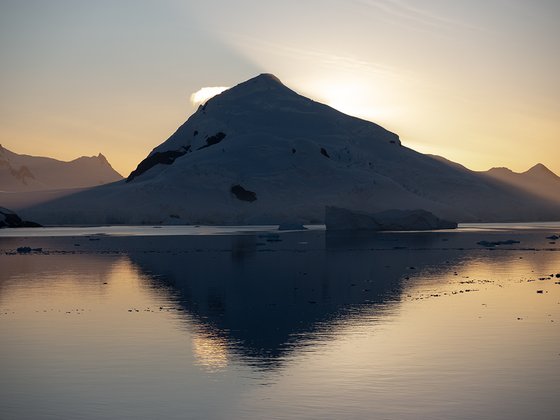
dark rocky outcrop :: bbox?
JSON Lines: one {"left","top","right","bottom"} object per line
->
{"left": 127, "top": 147, "right": 190, "bottom": 182}
{"left": 325, "top": 206, "right": 457, "bottom": 231}
{"left": 0, "top": 207, "right": 42, "bottom": 228}
{"left": 231, "top": 185, "right": 257, "bottom": 202}
{"left": 198, "top": 132, "right": 226, "bottom": 150}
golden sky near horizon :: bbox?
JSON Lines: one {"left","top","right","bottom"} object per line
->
{"left": 1, "top": 0, "right": 559, "bottom": 177}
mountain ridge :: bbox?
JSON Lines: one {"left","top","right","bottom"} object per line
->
{"left": 19, "top": 74, "right": 560, "bottom": 225}
{"left": 0, "top": 145, "right": 123, "bottom": 192}
{"left": 481, "top": 163, "right": 560, "bottom": 205}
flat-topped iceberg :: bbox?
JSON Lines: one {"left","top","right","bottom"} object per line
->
{"left": 325, "top": 206, "right": 457, "bottom": 231}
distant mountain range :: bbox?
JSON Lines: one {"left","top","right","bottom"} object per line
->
{"left": 481, "top": 164, "right": 560, "bottom": 205}
{"left": 14, "top": 74, "right": 560, "bottom": 225}
{"left": 0, "top": 145, "right": 122, "bottom": 192}
{"left": 429, "top": 154, "right": 560, "bottom": 206}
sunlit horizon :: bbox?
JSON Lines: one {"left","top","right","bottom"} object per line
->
{"left": 1, "top": 1, "right": 558, "bottom": 177}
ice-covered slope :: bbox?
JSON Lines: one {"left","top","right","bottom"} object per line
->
{"left": 0, "top": 145, "right": 123, "bottom": 192}
{"left": 22, "top": 74, "right": 560, "bottom": 225}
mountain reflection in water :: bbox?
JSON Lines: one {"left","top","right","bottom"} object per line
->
{"left": 129, "top": 231, "right": 468, "bottom": 369}
{"left": 1, "top": 228, "right": 559, "bottom": 420}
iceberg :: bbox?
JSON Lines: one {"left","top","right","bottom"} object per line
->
{"left": 325, "top": 206, "right": 457, "bottom": 231}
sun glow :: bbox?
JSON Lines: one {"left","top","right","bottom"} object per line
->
{"left": 190, "top": 86, "right": 230, "bottom": 106}
{"left": 305, "top": 78, "right": 394, "bottom": 123}
{"left": 322, "top": 83, "right": 360, "bottom": 113}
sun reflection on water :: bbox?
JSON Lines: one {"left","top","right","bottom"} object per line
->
{"left": 191, "top": 332, "right": 230, "bottom": 372}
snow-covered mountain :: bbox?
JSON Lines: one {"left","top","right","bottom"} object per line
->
{"left": 21, "top": 74, "right": 560, "bottom": 225}
{"left": 0, "top": 145, "right": 122, "bottom": 192}
{"left": 481, "top": 164, "right": 560, "bottom": 205}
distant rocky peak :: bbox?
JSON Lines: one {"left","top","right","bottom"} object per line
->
{"left": 0, "top": 145, "right": 123, "bottom": 191}
{"left": 525, "top": 163, "right": 558, "bottom": 179}
{"left": 487, "top": 167, "right": 514, "bottom": 174}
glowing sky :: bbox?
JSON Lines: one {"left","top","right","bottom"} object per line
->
{"left": 1, "top": 0, "right": 559, "bottom": 176}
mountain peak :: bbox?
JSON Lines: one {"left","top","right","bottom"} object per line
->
{"left": 527, "top": 163, "right": 548, "bottom": 172}
{"left": 524, "top": 163, "right": 558, "bottom": 178}
{"left": 250, "top": 73, "right": 283, "bottom": 84}
{"left": 222, "top": 73, "right": 292, "bottom": 98}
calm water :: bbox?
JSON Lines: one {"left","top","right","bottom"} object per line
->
{"left": 1, "top": 225, "right": 560, "bottom": 419}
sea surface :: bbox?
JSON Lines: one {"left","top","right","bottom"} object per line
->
{"left": 1, "top": 224, "right": 559, "bottom": 419}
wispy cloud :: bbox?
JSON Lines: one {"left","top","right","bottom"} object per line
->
{"left": 226, "top": 33, "right": 408, "bottom": 80}
{"left": 353, "top": 0, "right": 482, "bottom": 31}
{"left": 190, "top": 86, "right": 230, "bottom": 106}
